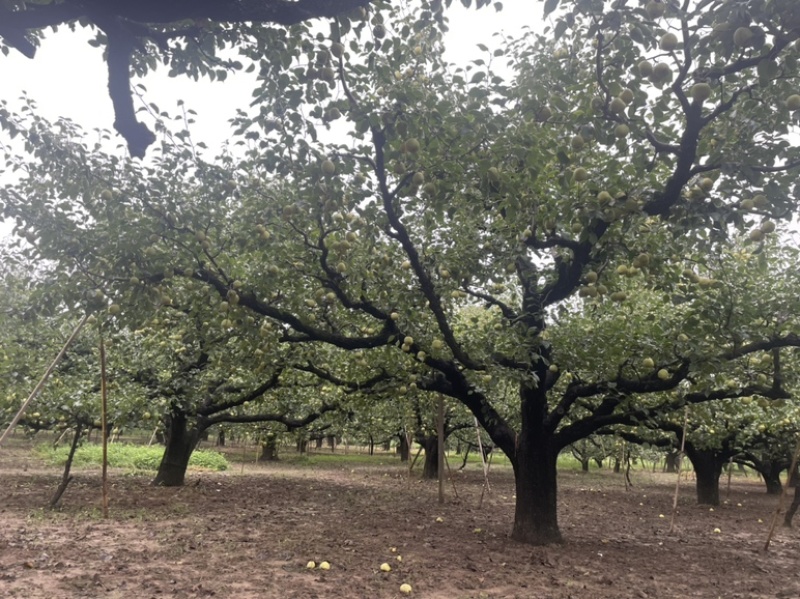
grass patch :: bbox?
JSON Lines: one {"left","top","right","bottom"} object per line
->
{"left": 36, "top": 443, "right": 228, "bottom": 473}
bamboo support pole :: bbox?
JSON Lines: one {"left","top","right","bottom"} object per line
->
{"left": 0, "top": 314, "right": 90, "bottom": 448}
{"left": 99, "top": 333, "right": 109, "bottom": 519}
{"left": 668, "top": 406, "right": 689, "bottom": 534}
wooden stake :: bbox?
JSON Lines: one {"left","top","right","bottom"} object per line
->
{"left": 478, "top": 451, "right": 494, "bottom": 509}
{"left": 49, "top": 424, "right": 84, "bottom": 509}
{"left": 437, "top": 396, "right": 445, "bottom": 505}
{"left": 442, "top": 449, "right": 459, "bottom": 500}
{"left": 726, "top": 457, "right": 734, "bottom": 500}
{"left": 241, "top": 434, "right": 249, "bottom": 474}
{"left": 0, "top": 314, "right": 90, "bottom": 448}
{"left": 764, "top": 436, "right": 800, "bottom": 551}
{"left": 475, "top": 417, "right": 491, "bottom": 491}
{"left": 99, "top": 333, "right": 109, "bottom": 519}
{"left": 669, "top": 406, "right": 689, "bottom": 534}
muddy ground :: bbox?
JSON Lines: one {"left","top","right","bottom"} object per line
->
{"left": 1, "top": 443, "right": 799, "bottom": 599}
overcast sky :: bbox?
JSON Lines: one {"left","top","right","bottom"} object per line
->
{"left": 0, "top": 3, "right": 541, "bottom": 150}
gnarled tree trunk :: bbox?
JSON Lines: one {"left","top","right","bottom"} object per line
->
{"left": 509, "top": 383, "right": 562, "bottom": 545}
{"left": 685, "top": 445, "right": 724, "bottom": 506}
{"left": 152, "top": 410, "right": 203, "bottom": 487}
{"left": 421, "top": 436, "right": 438, "bottom": 480}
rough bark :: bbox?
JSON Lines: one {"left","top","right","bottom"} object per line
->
{"left": 685, "top": 445, "right": 724, "bottom": 506}
{"left": 397, "top": 434, "right": 409, "bottom": 462}
{"left": 785, "top": 481, "right": 800, "bottom": 527}
{"left": 510, "top": 383, "right": 562, "bottom": 545}
{"left": 511, "top": 434, "right": 562, "bottom": 545}
{"left": 259, "top": 434, "right": 279, "bottom": 462}
{"left": 153, "top": 411, "right": 203, "bottom": 487}
{"left": 664, "top": 450, "right": 681, "bottom": 473}
{"left": 421, "top": 436, "right": 439, "bottom": 480}
{"left": 761, "top": 462, "right": 784, "bottom": 495}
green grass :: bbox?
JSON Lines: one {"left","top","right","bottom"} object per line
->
{"left": 36, "top": 443, "right": 228, "bottom": 472}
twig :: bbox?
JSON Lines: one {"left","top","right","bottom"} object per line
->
{"left": 669, "top": 406, "right": 689, "bottom": 534}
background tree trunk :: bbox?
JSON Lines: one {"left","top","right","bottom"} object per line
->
{"left": 421, "top": 436, "right": 438, "bottom": 480}
{"left": 259, "top": 434, "right": 279, "bottom": 462}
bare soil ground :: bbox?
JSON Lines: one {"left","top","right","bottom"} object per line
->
{"left": 1, "top": 443, "right": 799, "bottom": 599}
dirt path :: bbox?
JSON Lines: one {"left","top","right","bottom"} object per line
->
{"left": 1, "top": 449, "right": 799, "bottom": 598}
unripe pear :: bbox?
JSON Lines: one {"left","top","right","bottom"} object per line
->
{"left": 645, "top": 1, "right": 666, "bottom": 19}
{"left": 733, "top": 27, "right": 754, "bottom": 47}
{"left": 638, "top": 60, "right": 654, "bottom": 77}
{"left": 405, "top": 138, "right": 421, "bottom": 153}
{"left": 691, "top": 83, "right": 712, "bottom": 103}
{"left": 660, "top": 33, "right": 679, "bottom": 51}
{"left": 330, "top": 42, "right": 345, "bottom": 58}
{"left": 321, "top": 160, "right": 336, "bottom": 176}
{"left": 573, "top": 167, "right": 590, "bottom": 182}
{"left": 657, "top": 368, "right": 670, "bottom": 380}
{"left": 609, "top": 97, "right": 627, "bottom": 114}
{"left": 652, "top": 62, "right": 672, "bottom": 81}
{"left": 787, "top": 94, "right": 800, "bottom": 111}
{"left": 615, "top": 124, "right": 630, "bottom": 138}
{"left": 619, "top": 88, "right": 635, "bottom": 104}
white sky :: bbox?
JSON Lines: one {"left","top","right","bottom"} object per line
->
{"left": 0, "top": 3, "right": 541, "bottom": 150}
{"left": 0, "top": 3, "right": 545, "bottom": 238}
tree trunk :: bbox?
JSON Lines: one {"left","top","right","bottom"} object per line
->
{"left": 761, "top": 462, "right": 784, "bottom": 495}
{"left": 216, "top": 428, "right": 225, "bottom": 447}
{"left": 327, "top": 434, "right": 336, "bottom": 452}
{"left": 153, "top": 410, "right": 202, "bottom": 487}
{"left": 397, "top": 434, "right": 409, "bottom": 462}
{"left": 685, "top": 445, "right": 723, "bottom": 506}
{"left": 580, "top": 458, "right": 589, "bottom": 472}
{"left": 259, "top": 434, "right": 279, "bottom": 462}
{"left": 664, "top": 450, "right": 681, "bottom": 473}
{"left": 510, "top": 434, "right": 561, "bottom": 545}
{"left": 785, "top": 479, "right": 800, "bottom": 527}
{"left": 593, "top": 457, "right": 603, "bottom": 469}
{"left": 421, "top": 436, "right": 438, "bottom": 480}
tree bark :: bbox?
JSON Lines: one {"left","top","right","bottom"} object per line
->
{"left": 760, "top": 461, "right": 784, "bottom": 495}
{"left": 664, "top": 450, "right": 681, "bottom": 473}
{"left": 685, "top": 445, "right": 724, "bottom": 506}
{"left": 152, "top": 410, "right": 202, "bottom": 487}
{"left": 397, "top": 434, "right": 409, "bottom": 462}
{"left": 785, "top": 480, "right": 800, "bottom": 527}
{"left": 506, "top": 381, "right": 562, "bottom": 545}
{"left": 421, "top": 436, "right": 438, "bottom": 480}
{"left": 511, "top": 433, "right": 562, "bottom": 545}
{"left": 259, "top": 434, "right": 279, "bottom": 462}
